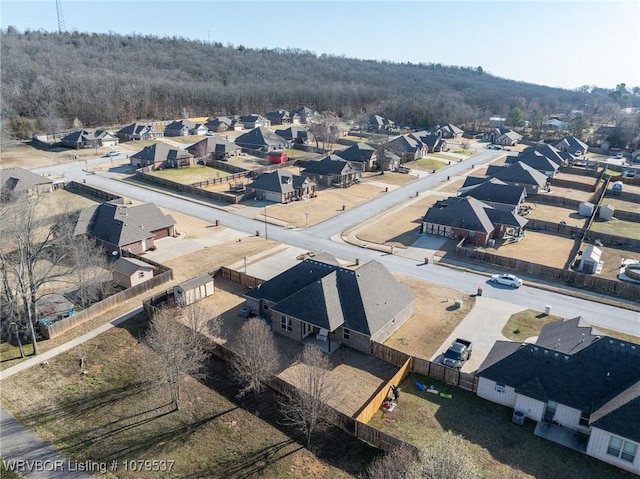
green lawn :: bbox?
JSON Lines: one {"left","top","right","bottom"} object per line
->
{"left": 404, "top": 158, "right": 448, "bottom": 171}
{"left": 0, "top": 314, "right": 376, "bottom": 479}
{"left": 589, "top": 218, "right": 640, "bottom": 240}
{"left": 367, "top": 373, "right": 633, "bottom": 479}
{"left": 428, "top": 152, "right": 462, "bottom": 162}
{"left": 148, "top": 165, "right": 232, "bottom": 184}
{"left": 501, "top": 309, "right": 565, "bottom": 341}
{"left": 449, "top": 149, "right": 475, "bottom": 156}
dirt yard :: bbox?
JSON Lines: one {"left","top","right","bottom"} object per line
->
{"left": 594, "top": 245, "right": 639, "bottom": 281}
{"left": 384, "top": 278, "right": 476, "bottom": 358}
{"left": 266, "top": 183, "right": 386, "bottom": 227}
{"left": 355, "top": 195, "right": 443, "bottom": 248}
{"left": 480, "top": 231, "right": 578, "bottom": 269}
{"left": 524, "top": 204, "right": 588, "bottom": 227}
{"left": 554, "top": 172, "right": 599, "bottom": 187}
{"left": 545, "top": 186, "right": 596, "bottom": 202}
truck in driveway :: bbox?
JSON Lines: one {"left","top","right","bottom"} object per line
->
{"left": 441, "top": 338, "right": 473, "bottom": 369}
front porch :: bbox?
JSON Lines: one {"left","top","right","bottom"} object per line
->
{"left": 534, "top": 421, "right": 589, "bottom": 453}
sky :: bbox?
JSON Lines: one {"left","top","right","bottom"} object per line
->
{"left": 1, "top": 0, "right": 639, "bottom": 91}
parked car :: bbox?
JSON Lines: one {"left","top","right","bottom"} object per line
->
{"left": 486, "top": 144, "right": 502, "bottom": 150}
{"left": 105, "top": 151, "right": 120, "bottom": 157}
{"left": 490, "top": 273, "right": 523, "bottom": 288}
{"left": 615, "top": 152, "right": 624, "bottom": 159}
{"left": 441, "top": 338, "right": 473, "bottom": 369}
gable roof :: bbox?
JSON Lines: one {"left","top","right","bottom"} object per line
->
{"left": 74, "top": 202, "right": 176, "bottom": 247}
{"left": 490, "top": 161, "right": 548, "bottom": 187}
{"left": 117, "top": 122, "right": 160, "bottom": 136}
{"left": 536, "top": 317, "right": 602, "bottom": 354}
{"left": 111, "top": 257, "right": 153, "bottom": 276}
{"left": 265, "top": 110, "right": 290, "bottom": 121}
{"left": 591, "top": 392, "right": 640, "bottom": 442}
{"left": 1, "top": 167, "right": 52, "bottom": 194}
{"left": 336, "top": 142, "right": 377, "bottom": 163}
{"left": 177, "top": 273, "right": 213, "bottom": 291}
{"left": 387, "top": 134, "right": 423, "bottom": 154}
{"left": 478, "top": 329, "right": 640, "bottom": 414}
{"left": 496, "top": 130, "right": 522, "bottom": 142}
{"left": 61, "top": 129, "right": 117, "bottom": 144}
{"left": 248, "top": 170, "right": 314, "bottom": 194}
{"left": 521, "top": 144, "right": 566, "bottom": 166}
{"left": 459, "top": 178, "right": 526, "bottom": 207}
{"left": 131, "top": 143, "right": 193, "bottom": 163}
{"left": 239, "top": 114, "right": 268, "bottom": 124}
{"left": 235, "top": 127, "right": 287, "bottom": 149}
{"left": 507, "top": 150, "right": 560, "bottom": 173}
{"left": 275, "top": 126, "right": 309, "bottom": 141}
{"left": 165, "top": 119, "right": 196, "bottom": 132}
{"left": 186, "top": 137, "right": 241, "bottom": 156}
{"left": 302, "top": 155, "right": 357, "bottom": 176}
{"left": 424, "top": 196, "right": 496, "bottom": 234}
{"left": 246, "top": 258, "right": 415, "bottom": 337}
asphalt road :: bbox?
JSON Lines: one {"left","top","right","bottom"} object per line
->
{"left": 34, "top": 149, "right": 640, "bottom": 336}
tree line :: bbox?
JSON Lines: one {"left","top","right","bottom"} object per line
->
{"left": 2, "top": 28, "right": 637, "bottom": 143}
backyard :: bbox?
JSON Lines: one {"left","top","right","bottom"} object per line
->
{"left": 593, "top": 244, "right": 640, "bottom": 281}
{"left": 148, "top": 165, "right": 234, "bottom": 184}
{"left": 589, "top": 217, "right": 640, "bottom": 240}
{"left": 523, "top": 203, "right": 588, "bottom": 227}
{"left": 367, "top": 374, "right": 634, "bottom": 479}
{"left": 544, "top": 186, "right": 596, "bottom": 202}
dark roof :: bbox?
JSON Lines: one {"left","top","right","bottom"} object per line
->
{"left": 522, "top": 144, "right": 566, "bottom": 165}
{"left": 507, "top": 150, "right": 560, "bottom": 173}
{"left": 1, "top": 167, "right": 52, "bottom": 194}
{"left": 553, "top": 136, "right": 588, "bottom": 153}
{"left": 461, "top": 176, "right": 488, "bottom": 188}
{"left": 239, "top": 114, "right": 267, "bottom": 123}
{"left": 591, "top": 393, "right": 640, "bottom": 442}
{"left": 60, "top": 129, "right": 116, "bottom": 143}
{"left": 336, "top": 142, "right": 377, "bottom": 163}
{"left": 235, "top": 127, "right": 287, "bottom": 149}
{"left": 245, "top": 258, "right": 415, "bottom": 337}
{"left": 112, "top": 257, "right": 153, "bottom": 276}
{"left": 165, "top": 119, "right": 196, "bottom": 132}
{"left": 117, "top": 122, "right": 160, "bottom": 136}
{"left": 275, "top": 126, "right": 309, "bottom": 141}
{"left": 302, "top": 155, "right": 357, "bottom": 176}
{"left": 490, "top": 161, "right": 548, "bottom": 187}
{"left": 536, "top": 317, "right": 602, "bottom": 354}
{"left": 177, "top": 273, "right": 213, "bottom": 291}
{"left": 248, "top": 170, "right": 314, "bottom": 194}
{"left": 131, "top": 143, "right": 193, "bottom": 163}
{"left": 423, "top": 196, "right": 495, "bottom": 234}
{"left": 387, "top": 135, "right": 423, "bottom": 154}
{"left": 459, "top": 178, "right": 526, "bottom": 207}
{"left": 486, "top": 208, "right": 528, "bottom": 228}
{"left": 265, "top": 110, "right": 290, "bottom": 121}
{"left": 74, "top": 202, "right": 176, "bottom": 247}
{"left": 205, "top": 116, "right": 233, "bottom": 128}
{"left": 478, "top": 334, "right": 640, "bottom": 414}
{"left": 186, "top": 137, "right": 241, "bottom": 155}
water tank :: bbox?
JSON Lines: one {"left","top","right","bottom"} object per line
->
{"left": 512, "top": 410, "right": 526, "bottom": 426}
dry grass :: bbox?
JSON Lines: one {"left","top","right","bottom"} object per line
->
{"left": 266, "top": 184, "right": 385, "bottom": 227}
{"left": 524, "top": 203, "right": 587, "bottom": 226}
{"left": 545, "top": 185, "right": 595, "bottom": 202}
{"left": 361, "top": 171, "right": 418, "bottom": 186}
{"left": 596, "top": 245, "right": 640, "bottom": 281}
{"left": 384, "top": 277, "right": 476, "bottom": 358}
{"left": 590, "top": 217, "right": 640, "bottom": 240}
{"left": 482, "top": 231, "right": 577, "bottom": 269}
{"left": 501, "top": 309, "right": 565, "bottom": 341}
{"left": 355, "top": 195, "right": 441, "bottom": 248}
{"left": 434, "top": 177, "right": 465, "bottom": 194}
{"left": 554, "top": 172, "right": 599, "bottom": 186}
{"left": 602, "top": 197, "right": 640, "bottom": 214}
{"left": 148, "top": 165, "right": 232, "bottom": 184}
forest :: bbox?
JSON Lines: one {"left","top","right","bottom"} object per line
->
{"left": 1, "top": 28, "right": 638, "bottom": 142}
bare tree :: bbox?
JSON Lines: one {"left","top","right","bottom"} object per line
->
{"left": 0, "top": 194, "right": 79, "bottom": 355}
{"left": 362, "top": 443, "right": 418, "bottom": 479}
{"left": 180, "top": 299, "right": 222, "bottom": 342}
{"left": 229, "top": 318, "right": 280, "bottom": 398}
{"left": 408, "top": 431, "right": 479, "bottom": 479}
{"left": 308, "top": 112, "right": 340, "bottom": 150}
{"left": 143, "top": 307, "right": 208, "bottom": 411}
{"left": 279, "top": 345, "right": 340, "bottom": 446}
{"left": 68, "top": 235, "right": 114, "bottom": 310}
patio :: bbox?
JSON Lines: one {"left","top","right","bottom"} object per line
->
{"left": 534, "top": 421, "right": 589, "bottom": 453}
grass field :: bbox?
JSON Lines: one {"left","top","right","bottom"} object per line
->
{"left": 524, "top": 204, "right": 587, "bottom": 227}
{"left": 148, "top": 165, "right": 232, "bottom": 184}
{"left": 0, "top": 314, "right": 376, "bottom": 479}
{"left": 589, "top": 217, "right": 640, "bottom": 240}
{"left": 367, "top": 374, "right": 632, "bottom": 479}
{"left": 404, "top": 158, "right": 449, "bottom": 171}
{"left": 602, "top": 197, "right": 640, "bottom": 214}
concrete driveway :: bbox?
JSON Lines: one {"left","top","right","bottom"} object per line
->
{"left": 431, "top": 296, "right": 525, "bottom": 373}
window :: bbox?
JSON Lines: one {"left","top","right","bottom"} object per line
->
{"left": 280, "top": 316, "right": 292, "bottom": 332}
{"left": 495, "top": 383, "right": 505, "bottom": 393}
{"left": 343, "top": 329, "right": 350, "bottom": 340}
{"left": 138, "top": 272, "right": 145, "bottom": 279}
{"left": 579, "top": 411, "right": 590, "bottom": 427}
{"left": 608, "top": 436, "right": 637, "bottom": 463}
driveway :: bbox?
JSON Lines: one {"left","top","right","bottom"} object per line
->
{"left": 431, "top": 296, "right": 525, "bottom": 373}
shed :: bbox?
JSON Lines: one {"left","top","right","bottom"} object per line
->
{"left": 174, "top": 273, "right": 214, "bottom": 306}
{"left": 579, "top": 202, "right": 595, "bottom": 217}
{"left": 111, "top": 257, "right": 155, "bottom": 288}
{"left": 579, "top": 245, "right": 602, "bottom": 274}
{"left": 599, "top": 204, "right": 615, "bottom": 221}
{"left": 266, "top": 151, "right": 288, "bottom": 164}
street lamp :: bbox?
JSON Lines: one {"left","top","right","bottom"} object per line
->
{"left": 305, "top": 212, "right": 309, "bottom": 227}
{"left": 264, "top": 206, "right": 268, "bottom": 240}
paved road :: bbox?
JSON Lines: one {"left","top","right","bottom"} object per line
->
{"left": 33, "top": 152, "right": 640, "bottom": 336}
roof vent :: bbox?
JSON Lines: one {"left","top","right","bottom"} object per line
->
{"left": 609, "top": 339, "right": 614, "bottom": 344}
{"left": 553, "top": 353, "right": 560, "bottom": 359}
{"left": 620, "top": 343, "right": 625, "bottom": 348}
{"left": 543, "top": 350, "right": 549, "bottom": 355}
{"left": 563, "top": 355, "right": 569, "bottom": 361}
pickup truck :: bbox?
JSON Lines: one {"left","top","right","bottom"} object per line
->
{"left": 441, "top": 338, "right": 473, "bottom": 369}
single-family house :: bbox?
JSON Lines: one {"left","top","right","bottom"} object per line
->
{"left": 477, "top": 318, "right": 640, "bottom": 475}
{"left": 1, "top": 167, "right": 53, "bottom": 200}
{"left": 335, "top": 143, "right": 378, "bottom": 171}
{"left": 553, "top": 136, "right": 588, "bottom": 157}
{"left": 368, "top": 114, "right": 395, "bottom": 131}
{"left": 186, "top": 137, "right": 241, "bottom": 162}
{"left": 386, "top": 134, "right": 427, "bottom": 161}
{"left": 507, "top": 150, "right": 560, "bottom": 177}
{"left": 435, "top": 122, "right": 464, "bottom": 139}
{"left": 413, "top": 132, "right": 447, "bottom": 153}
{"left": 244, "top": 255, "right": 416, "bottom": 354}
{"left": 302, "top": 155, "right": 361, "bottom": 187}
{"left": 275, "top": 126, "right": 311, "bottom": 144}
{"left": 594, "top": 125, "right": 617, "bottom": 144}
{"left": 292, "top": 106, "right": 319, "bottom": 124}
{"left": 111, "top": 257, "right": 155, "bottom": 288}
{"left": 205, "top": 116, "right": 233, "bottom": 132}
{"left": 422, "top": 196, "right": 528, "bottom": 246}
{"left": 60, "top": 129, "right": 119, "bottom": 149}
{"left": 116, "top": 122, "right": 164, "bottom": 141}
{"left": 235, "top": 127, "right": 289, "bottom": 151}
{"left": 458, "top": 178, "right": 527, "bottom": 213}
{"left": 489, "top": 117, "right": 506, "bottom": 128}
{"left": 265, "top": 110, "right": 291, "bottom": 125}
{"left": 163, "top": 120, "right": 194, "bottom": 137}
{"left": 247, "top": 170, "right": 316, "bottom": 203}
{"left": 495, "top": 130, "right": 522, "bottom": 146}
{"left": 239, "top": 114, "right": 270, "bottom": 129}
{"left": 488, "top": 161, "right": 549, "bottom": 194}
{"left": 74, "top": 201, "right": 176, "bottom": 254}
{"left": 521, "top": 144, "right": 566, "bottom": 167}
{"left": 130, "top": 143, "right": 194, "bottom": 169}
{"left": 174, "top": 273, "right": 214, "bottom": 306}
{"left": 543, "top": 119, "right": 569, "bottom": 131}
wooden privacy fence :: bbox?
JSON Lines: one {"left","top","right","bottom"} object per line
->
{"left": 135, "top": 170, "right": 246, "bottom": 204}
{"left": 526, "top": 194, "right": 583, "bottom": 209}
{"left": 66, "top": 180, "right": 123, "bottom": 202}
{"left": 354, "top": 358, "right": 412, "bottom": 423}
{"left": 605, "top": 190, "right": 640, "bottom": 204}
{"left": 214, "top": 267, "right": 264, "bottom": 288}
{"left": 549, "top": 178, "right": 596, "bottom": 192}
{"left": 526, "top": 219, "right": 584, "bottom": 236}
{"left": 370, "top": 342, "right": 411, "bottom": 367}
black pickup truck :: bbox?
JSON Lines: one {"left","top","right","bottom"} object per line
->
{"left": 441, "top": 338, "right": 473, "bottom": 369}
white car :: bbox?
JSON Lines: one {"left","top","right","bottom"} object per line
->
{"left": 105, "top": 151, "right": 120, "bottom": 157}
{"left": 490, "top": 273, "right": 523, "bottom": 288}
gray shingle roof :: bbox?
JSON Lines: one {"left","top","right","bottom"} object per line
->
{"left": 165, "top": 119, "right": 196, "bottom": 132}
{"left": 248, "top": 170, "right": 314, "bottom": 194}
{"left": 112, "top": 257, "right": 153, "bottom": 276}
{"left": 75, "top": 202, "right": 176, "bottom": 247}
{"left": 235, "top": 127, "right": 287, "bottom": 149}
{"left": 335, "top": 142, "right": 377, "bottom": 163}
{"left": 591, "top": 392, "right": 640, "bottom": 442}
{"left": 490, "top": 161, "right": 548, "bottom": 187}
{"left": 522, "top": 144, "right": 566, "bottom": 165}
{"left": 535, "top": 317, "right": 602, "bottom": 354}
{"left": 1, "top": 167, "right": 52, "bottom": 194}
{"left": 246, "top": 258, "right": 415, "bottom": 337}
{"left": 177, "top": 273, "right": 213, "bottom": 291}
{"left": 423, "top": 196, "right": 496, "bottom": 234}
{"left": 117, "top": 122, "right": 160, "bottom": 136}
{"left": 302, "top": 155, "right": 357, "bottom": 176}
{"left": 275, "top": 126, "right": 309, "bottom": 141}
{"left": 459, "top": 178, "right": 526, "bottom": 208}
{"left": 131, "top": 143, "right": 193, "bottom": 163}
{"left": 187, "top": 137, "right": 241, "bottom": 155}
{"left": 507, "top": 150, "right": 560, "bottom": 173}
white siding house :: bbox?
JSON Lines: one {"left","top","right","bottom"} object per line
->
{"left": 587, "top": 428, "right": 640, "bottom": 475}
